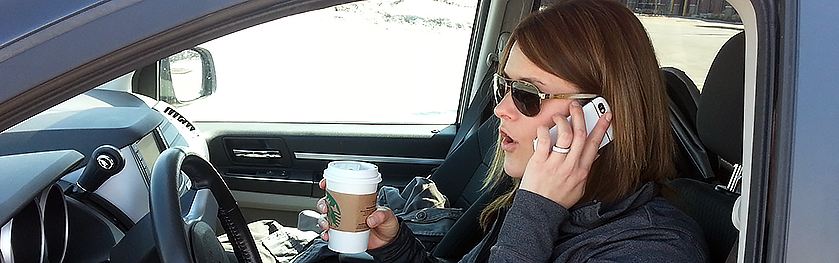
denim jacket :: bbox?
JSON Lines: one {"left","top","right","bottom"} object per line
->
{"left": 378, "top": 177, "right": 464, "bottom": 249}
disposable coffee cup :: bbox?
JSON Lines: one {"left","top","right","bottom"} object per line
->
{"left": 323, "top": 161, "right": 382, "bottom": 254}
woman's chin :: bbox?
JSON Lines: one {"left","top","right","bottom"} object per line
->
{"left": 503, "top": 162, "right": 525, "bottom": 179}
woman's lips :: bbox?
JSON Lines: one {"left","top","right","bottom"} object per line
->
{"left": 499, "top": 129, "right": 517, "bottom": 152}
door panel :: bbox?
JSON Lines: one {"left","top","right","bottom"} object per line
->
{"left": 201, "top": 122, "right": 455, "bottom": 198}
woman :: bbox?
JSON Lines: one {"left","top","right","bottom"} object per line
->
{"left": 316, "top": 0, "right": 709, "bottom": 261}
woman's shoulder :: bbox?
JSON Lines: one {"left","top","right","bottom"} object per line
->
{"left": 642, "top": 196, "right": 704, "bottom": 231}
{"left": 578, "top": 197, "right": 710, "bottom": 262}
{"left": 606, "top": 195, "right": 705, "bottom": 238}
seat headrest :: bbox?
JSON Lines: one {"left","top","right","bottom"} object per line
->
{"left": 696, "top": 31, "right": 745, "bottom": 164}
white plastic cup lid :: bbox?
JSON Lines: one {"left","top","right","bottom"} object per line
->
{"left": 323, "top": 161, "right": 382, "bottom": 185}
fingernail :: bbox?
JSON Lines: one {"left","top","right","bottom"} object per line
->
{"left": 317, "top": 203, "right": 326, "bottom": 212}
{"left": 606, "top": 112, "right": 612, "bottom": 122}
{"left": 367, "top": 216, "right": 379, "bottom": 226}
{"left": 572, "top": 101, "right": 581, "bottom": 107}
{"left": 318, "top": 218, "right": 327, "bottom": 229}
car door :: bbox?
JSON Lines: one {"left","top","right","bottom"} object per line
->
{"left": 147, "top": 0, "right": 534, "bottom": 226}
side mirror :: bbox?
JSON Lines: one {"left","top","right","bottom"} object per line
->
{"left": 161, "top": 47, "right": 216, "bottom": 105}
{"left": 133, "top": 47, "right": 216, "bottom": 106}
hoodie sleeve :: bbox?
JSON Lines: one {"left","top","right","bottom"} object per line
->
{"left": 366, "top": 221, "right": 442, "bottom": 263}
{"left": 488, "top": 189, "right": 571, "bottom": 262}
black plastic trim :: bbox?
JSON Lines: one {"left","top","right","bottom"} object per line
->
{"left": 108, "top": 213, "right": 159, "bottom": 263}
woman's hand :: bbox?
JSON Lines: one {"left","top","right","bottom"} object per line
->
{"left": 316, "top": 179, "right": 400, "bottom": 250}
{"left": 519, "top": 101, "right": 613, "bottom": 208}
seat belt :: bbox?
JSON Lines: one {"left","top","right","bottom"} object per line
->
{"left": 447, "top": 63, "right": 497, "bottom": 157}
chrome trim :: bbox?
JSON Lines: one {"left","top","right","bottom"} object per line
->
{"left": 6, "top": 200, "right": 44, "bottom": 263}
{"left": 233, "top": 149, "right": 282, "bottom": 159}
{"left": 39, "top": 185, "right": 67, "bottom": 263}
{"left": 73, "top": 182, "right": 90, "bottom": 193}
{"left": 96, "top": 155, "right": 115, "bottom": 170}
{"left": 726, "top": 163, "right": 743, "bottom": 193}
{"left": 1, "top": 184, "right": 68, "bottom": 263}
{"left": 294, "top": 152, "right": 444, "bottom": 165}
{"left": 1, "top": 220, "right": 12, "bottom": 263}
{"left": 223, "top": 174, "right": 313, "bottom": 184}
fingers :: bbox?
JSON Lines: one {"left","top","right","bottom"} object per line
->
{"left": 580, "top": 112, "right": 612, "bottom": 167}
{"left": 317, "top": 198, "right": 328, "bottom": 213}
{"left": 366, "top": 207, "right": 400, "bottom": 249}
{"left": 366, "top": 208, "right": 397, "bottom": 229}
{"left": 317, "top": 184, "right": 330, "bottom": 241}
{"left": 316, "top": 198, "right": 330, "bottom": 240}
{"left": 317, "top": 213, "right": 331, "bottom": 241}
{"left": 554, "top": 101, "right": 586, "bottom": 161}
{"left": 531, "top": 124, "right": 551, "bottom": 160}
{"left": 551, "top": 114, "right": 573, "bottom": 149}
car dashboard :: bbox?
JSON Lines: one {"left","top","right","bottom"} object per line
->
{"left": 0, "top": 88, "right": 213, "bottom": 263}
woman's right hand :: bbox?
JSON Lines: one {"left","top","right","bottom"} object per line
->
{"left": 316, "top": 179, "right": 400, "bottom": 250}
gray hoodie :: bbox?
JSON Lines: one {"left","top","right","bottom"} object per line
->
{"left": 368, "top": 182, "right": 709, "bottom": 262}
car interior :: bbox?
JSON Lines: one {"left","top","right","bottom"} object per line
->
{"left": 0, "top": 0, "right": 752, "bottom": 262}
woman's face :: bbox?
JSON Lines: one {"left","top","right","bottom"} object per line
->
{"left": 494, "top": 44, "right": 582, "bottom": 178}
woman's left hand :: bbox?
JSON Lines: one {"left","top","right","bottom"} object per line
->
{"left": 519, "top": 101, "right": 612, "bottom": 208}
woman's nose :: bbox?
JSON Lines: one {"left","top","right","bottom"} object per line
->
{"left": 494, "top": 93, "right": 517, "bottom": 120}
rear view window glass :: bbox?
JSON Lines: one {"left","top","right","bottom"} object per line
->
{"left": 631, "top": 0, "right": 743, "bottom": 90}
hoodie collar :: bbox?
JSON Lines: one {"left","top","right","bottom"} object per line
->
{"left": 560, "top": 181, "right": 659, "bottom": 234}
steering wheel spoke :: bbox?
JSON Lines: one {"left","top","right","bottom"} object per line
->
{"left": 150, "top": 147, "right": 261, "bottom": 263}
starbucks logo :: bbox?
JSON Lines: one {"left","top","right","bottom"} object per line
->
{"left": 325, "top": 191, "right": 341, "bottom": 227}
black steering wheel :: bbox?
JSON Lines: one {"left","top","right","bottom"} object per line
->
{"left": 150, "top": 147, "right": 262, "bottom": 263}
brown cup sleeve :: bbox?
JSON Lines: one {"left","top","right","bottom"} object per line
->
{"left": 325, "top": 190, "right": 378, "bottom": 232}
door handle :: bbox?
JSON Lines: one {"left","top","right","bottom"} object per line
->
{"left": 232, "top": 149, "right": 282, "bottom": 159}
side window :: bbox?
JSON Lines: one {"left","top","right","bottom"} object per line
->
{"left": 176, "top": 0, "right": 478, "bottom": 124}
{"left": 631, "top": 1, "right": 743, "bottom": 90}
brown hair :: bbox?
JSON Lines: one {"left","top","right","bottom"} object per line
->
{"left": 480, "top": 0, "right": 675, "bottom": 228}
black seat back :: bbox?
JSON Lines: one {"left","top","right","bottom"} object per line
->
{"left": 428, "top": 117, "right": 502, "bottom": 260}
{"left": 431, "top": 117, "right": 499, "bottom": 208}
{"left": 696, "top": 31, "right": 746, "bottom": 183}
{"left": 663, "top": 66, "right": 701, "bottom": 126}
{"left": 664, "top": 31, "right": 745, "bottom": 263}
{"left": 665, "top": 66, "right": 717, "bottom": 182}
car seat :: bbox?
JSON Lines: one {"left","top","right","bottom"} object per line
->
{"left": 664, "top": 67, "right": 718, "bottom": 182}
{"left": 664, "top": 31, "right": 745, "bottom": 263}
{"left": 428, "top": 116, "right": 508, "bottom": 261}
{"left": 423, "top": 61, "right": 508, "bottom": 260}
{"left": 695, "top": 31, "right": 746, "bottom": 186}
{"left": 663, "top": 66, "right": 701, "bottom": 124}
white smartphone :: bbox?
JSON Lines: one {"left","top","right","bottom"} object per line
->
{"left": 533, "top": 96, "right": 614, "bottom": 150}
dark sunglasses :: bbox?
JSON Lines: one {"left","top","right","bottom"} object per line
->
{"left": 493, "top": 73, "right": 598, "bottom": 117}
